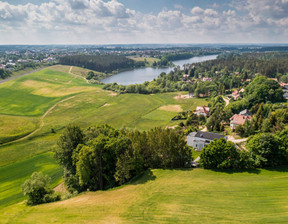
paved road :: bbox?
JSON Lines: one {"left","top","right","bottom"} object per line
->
{"left": 223, "top": 96, "right": 230, "bottom": 107}
{"left": 0, "top": 67, "right": 47, "bottom": 84}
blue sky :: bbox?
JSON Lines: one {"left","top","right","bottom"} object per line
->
{"left": 0, "top": 0, "right": 288, "bottom": 44}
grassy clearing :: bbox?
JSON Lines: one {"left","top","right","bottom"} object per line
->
{"left": 0, "top": 134, "right": 60, "bottom": 167}
{"left": 131, "top": 57, "right": 160, "bottom": 66}
{"left": 0, "top": 90, "right": 207, "bottom": 167}
{"left": 0, "top": 115, "right": 38, "bottom": 144}
{"left": 0, "top": 152, "right": 62, "bottom": 210}
{"left": 49, "top": 65, "right": 105, "bottom": 78}
{"left": 2, "top": 168, "right": 288, "bottom": 223}
{"left": 0, "top": 68, "right": 93, "bottom": 116}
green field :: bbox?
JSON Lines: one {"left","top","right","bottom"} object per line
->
{"left": 131, "top": 57, "right": 160, "bottom": 66}
{"left": 0, "top": 152, "right": 62, "bottom": 209}
{"left": 0, "top": 66, "right": 207, "bottom": 210}
{"left": 1, "top": 168, "right": 288, "bottom": 223}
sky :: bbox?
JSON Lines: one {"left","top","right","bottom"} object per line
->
{"left": 0, "top": 0, "right": 288, "bottom": 44}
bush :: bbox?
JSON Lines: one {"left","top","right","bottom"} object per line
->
{"left": 21, "top": 172, "right": 59, "bottom": 205}
{"left": 200, "top": 138, "right": 239, "bottom": 169}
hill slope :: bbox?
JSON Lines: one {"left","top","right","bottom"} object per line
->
{"left": 2, "top": 168, "right": 288, "bottom": 223}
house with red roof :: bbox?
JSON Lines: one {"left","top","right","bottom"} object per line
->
{"left": 230, "top": 113, "right": 252, "bottom": 131}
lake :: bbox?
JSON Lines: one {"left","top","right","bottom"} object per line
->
{"left": 101, "top": 54, "right": 218, "bottom": 85}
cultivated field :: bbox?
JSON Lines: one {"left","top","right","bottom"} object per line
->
{"left": 0, "top": 66, "right": 207, "bottom": 210}
{"left": 1, "top": 168, "right": 288, "bottom": 223}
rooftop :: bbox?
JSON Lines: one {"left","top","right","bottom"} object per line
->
{"left": 188, "top": 131, "right": 226, "bottom": 141}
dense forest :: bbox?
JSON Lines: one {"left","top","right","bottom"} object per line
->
{"left": 55, "top": 124, "right": 191, "bottom": 194}
{"left": 59, "top": 55, "right": 138, "bottom": 73}
{"left": 190, "top": 52, "right": 288, "bottom": 77}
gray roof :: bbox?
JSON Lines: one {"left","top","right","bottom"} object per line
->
{"left": 188, "top": 131, "right": 226, "bottom": 141}
{"left": 239, "top": 109, "right": 252, "bottom": 116}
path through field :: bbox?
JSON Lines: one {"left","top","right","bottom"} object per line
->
{"left": 1, "top": 95, "right": 76, "bottom": 145}
{"left": 68, "top": 66, "right": 89, "bottom": 83}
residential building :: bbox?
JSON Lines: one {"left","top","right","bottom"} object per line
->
{"left": 230, "top": 114, "right": 252, "bottom": 130}
{"left": 187, "top": 131, "right": 227, "bottom": 150}
{"left": 232, "top": 90, "right": 241, "bottom": 100}
{"left": 202, "top": 77, "right": 212, "bottom": 82}
{"left": 239, "top": 109, "right": 252, "bottom": 116}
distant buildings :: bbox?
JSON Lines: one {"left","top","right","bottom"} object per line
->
{"left": 202, "top": 77, "right": 212, "bottom": 82}
{"left": 230, "top": 109, "right": 253, "bottom": 131}
{"left": 231, "top": 90, "right": 241, "bottom": 100}
{"left": 187, "top": 131, "right": 227, "bottom": 150}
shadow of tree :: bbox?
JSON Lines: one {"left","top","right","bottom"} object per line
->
{"left": 128, "top": 169, "right": 156, "bottom": 185}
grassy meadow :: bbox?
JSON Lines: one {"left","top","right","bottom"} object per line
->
{"left": 0, "top": 152, "right": 62, "bottom": 209}
{"left": 131, "top": 57, "right": 160, "bottom": 66}
{"left": 1, "top": 168, "right": 288, "bottom": 223}
{"left": 0, "top": 65, "right": 207, "bottom": 210}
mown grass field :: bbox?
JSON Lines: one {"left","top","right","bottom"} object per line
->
{"left": 0, "top": 115, "right": 38, "bottom": 144}
{"left": 131, "top": 57, "right": 160, "bottom": 66}
{"left": 0, "top": 65, "right": 207, "bottom": 210}
{"left": 1, "top": 168, "right": 288, "bottom": 224}
{"left": 0, "top": 152, "right": 62, "bottom": 209}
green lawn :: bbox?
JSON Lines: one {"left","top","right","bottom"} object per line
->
{"left": 1, "top": 168, "right": 288, "bottom": 223}
{"left": 0, "top": 152, "right": 62, "bottom": 210}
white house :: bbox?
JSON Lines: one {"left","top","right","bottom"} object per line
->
{"left": 187, "top": 131, "right": 227, "bottom": 150}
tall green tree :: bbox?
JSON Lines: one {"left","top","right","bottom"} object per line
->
{"left": 200, "top": 139, "right": 238, "bottom": 169}
{"left": 247, "top": 133, "right": 287, "bottom": 167}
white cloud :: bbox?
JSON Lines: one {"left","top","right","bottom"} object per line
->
{"left": 191, "top": 6, "right": 204, "bottom": 15}
{"left": 0, "top": 0, "right": 287, "bottom": 44}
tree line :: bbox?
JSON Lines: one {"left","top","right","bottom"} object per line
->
{"left": 190, "top": 52, "right": 288, "bottom": 78}
{"left": 55, "top": 124, "right": 191, "bottom": 194}
{"left": 200, "top": 130, "right": 288, "bottom": 169}
{"left": 103, "top": 70, "right": 193, "bottom": 94}
{"left": 59, "top": 55, "right": 138, "bottom": 73}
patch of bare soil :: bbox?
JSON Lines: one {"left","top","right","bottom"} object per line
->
{"left": 159, "top": 105, "right": 182, "bottom": 112}
{"left": 173, "top": 94, "right": 193, "bottom": 100}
